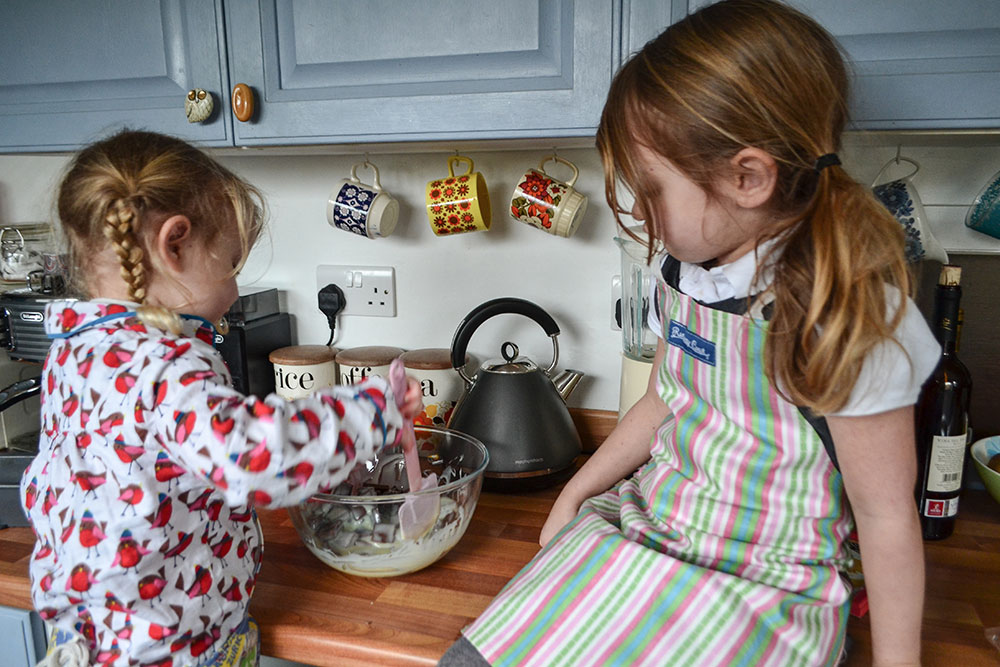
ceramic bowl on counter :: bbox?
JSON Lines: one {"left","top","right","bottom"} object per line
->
{"left": 287, "top": 426, "right": 489, "bottom": 577}
{"left": 971, "top": 436, "right": 1000, "bottom": 506}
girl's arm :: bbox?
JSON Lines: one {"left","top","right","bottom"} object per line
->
{"left": 142, "top": 341, "right": 404, "bottom": 508}
{"left": 827, "top": 406, "right": 924, "bottom": 667}
{"left": 540, "top": 340, "right": 671, "bottom": 546}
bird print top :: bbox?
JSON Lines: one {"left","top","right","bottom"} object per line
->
{"left": 20, "top": 299, "right": 402, "bottom": 667}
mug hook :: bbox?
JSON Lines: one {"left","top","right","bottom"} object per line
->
{"left": 350, "top": 160, "right": 383, "bottom": 191}
{"left": 447, "top": 155, "right": 474, "bottom": 178}
{"left": 871, "top": 155, "right": 920, "bottom": 188}
{"left": 538, "top": 155, "right": 580, "bottom": 187}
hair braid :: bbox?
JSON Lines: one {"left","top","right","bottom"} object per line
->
{"left": 58, "top": 129, "right": 265, "bottom": 336}
{"left": 103, "top": 199, "right": 147, "bottom": 302}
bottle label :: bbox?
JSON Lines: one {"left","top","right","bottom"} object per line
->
{"left": 926, "top": 433, "right": 967, "bottom": 493}
{"left": 923, "top": 496, "right": 959, "bottom": 519}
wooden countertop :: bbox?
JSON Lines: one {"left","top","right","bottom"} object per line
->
{"left": 2, "top": 470, "right": 999, "bottom": 665}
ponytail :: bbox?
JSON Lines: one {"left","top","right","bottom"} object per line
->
{"left": 762, "top": 165, "right": 911, "bottom": 414}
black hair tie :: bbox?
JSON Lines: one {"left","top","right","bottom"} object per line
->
{"left": 813, "top": 153, "right": 841, "bottom": 173}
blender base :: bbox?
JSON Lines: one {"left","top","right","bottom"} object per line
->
{"left": 619, "top": 353, "right": 654, "bottom": 420}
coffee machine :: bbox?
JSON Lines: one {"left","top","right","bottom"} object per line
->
{"left": 0, "top": 289, "right": 53, "bottom": 527}
{"left": 216, "top": 287, "right": 292, "bottom": 397}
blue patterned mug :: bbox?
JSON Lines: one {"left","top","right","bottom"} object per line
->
{"left": 871, "top": 157, "right": 948, "bottom": 264}
{"left": 326, "top": 161, "right": 399, "bottom": 239}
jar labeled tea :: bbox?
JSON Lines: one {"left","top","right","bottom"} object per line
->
{"left": 400, "top": 348, "right": 468, "bottom": 427}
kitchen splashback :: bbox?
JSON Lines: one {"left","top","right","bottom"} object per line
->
{"left": 2, "top": 135, "right": 1000, "bottom": 420}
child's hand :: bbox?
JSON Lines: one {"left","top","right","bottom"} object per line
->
{"left": 399, "top": 377, "right": 423, "bottom": 421}
{"left": 539, "top": 495, "right": 582, "bottom": 548}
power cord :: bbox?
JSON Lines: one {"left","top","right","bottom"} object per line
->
{"left": 318, "top": 283, "right": 346, "bottom": 346}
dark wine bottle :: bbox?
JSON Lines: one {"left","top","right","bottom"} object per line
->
{"left": 914, "top": 265, "right": 973, "bottom": 540}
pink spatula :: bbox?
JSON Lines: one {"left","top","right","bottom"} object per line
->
{"left": 389, "top": 359, "right": 439, "bottom": 540}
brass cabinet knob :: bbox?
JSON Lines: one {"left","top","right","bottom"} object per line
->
{"left": 185, "top": 89, "right": 214, "bottom": 123}
{"left": 232, "top": 83, "right": 255, "bottom": 122}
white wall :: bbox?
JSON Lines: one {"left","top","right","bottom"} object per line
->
{"left": 2, "top": 134, "right": 999, "bottom": 412}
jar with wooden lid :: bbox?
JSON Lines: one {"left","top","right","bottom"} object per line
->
{"left": 335, "top": 345, "right": 404, "bottom": 385}
{"left": 268, "top": 345, "right": 338, "bottom": 400}
{"left": 400, "top": 348, "right": 468, "bottom": 427}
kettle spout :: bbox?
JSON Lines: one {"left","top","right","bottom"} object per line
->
{"left": 551, "top": 369, "right": 584, "bottom": 403}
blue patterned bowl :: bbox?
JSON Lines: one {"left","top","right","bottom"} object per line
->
{"left": 965, "top": 170, "right": 1000, "bottom": 240}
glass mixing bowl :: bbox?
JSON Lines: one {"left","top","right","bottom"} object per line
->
{"left": 287, "top": 425, "right": 489, "bottom": 577}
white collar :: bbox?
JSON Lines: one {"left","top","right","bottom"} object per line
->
{"left": 675, "top": 238, "right": 781, "bottom": 302}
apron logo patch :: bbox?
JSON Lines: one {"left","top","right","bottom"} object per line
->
{"left": 667, "top": 320, "right": 716, "bottom": 366}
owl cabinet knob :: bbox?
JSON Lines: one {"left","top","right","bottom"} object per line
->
{"left": 185, "top": 89, "right": 214, "bottom": 123}
{"left": 232, "top": 84, "right": 255, "bottom": 123}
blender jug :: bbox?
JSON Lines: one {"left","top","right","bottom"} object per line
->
{"left": 614, "top": 226, "right": 657, "bottom": 418}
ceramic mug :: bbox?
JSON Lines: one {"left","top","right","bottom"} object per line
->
{"left": 327, "top": 161, "right": 399, "bottom": 239}
{"left": 871, "top": 157, "right": 948, "bottom": 264}
{"left": 510, "top": 155, "right": 588, "bottom": 238}
{"left": 42, "top": 252, "right": 68, "bottom": 277}
{"left": 425, "top": 155, "right": 491, "bottom": 236}
{"left": 966, "top": 169, "right": 1000, "bottom": 240}
{"left": 269, "top": 345, "right": 339, "bottom": 400}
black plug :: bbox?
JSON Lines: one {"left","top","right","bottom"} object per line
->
{"left": 318, "top": 283, "right": 346, "bottom": 346}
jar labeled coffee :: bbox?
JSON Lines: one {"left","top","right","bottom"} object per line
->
{"left": 335, "top": 346, "right": 404, "bottom": 385}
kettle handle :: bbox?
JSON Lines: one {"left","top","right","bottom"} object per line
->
{"left": 451, "top": 297, "right": 560, "bottom": 381}
{"left": 0, "top": 375, "right": 41, "bottom": 412}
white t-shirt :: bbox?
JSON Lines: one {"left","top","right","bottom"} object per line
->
{"left": 648, "top": 246, "right": 940, "bottom": 417}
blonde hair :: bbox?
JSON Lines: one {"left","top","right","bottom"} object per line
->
{"left": 57, "top": 130, "right": 264, "bottom": 333}
{"left": 597, "top": 0, "right": 911, "bottom": 415}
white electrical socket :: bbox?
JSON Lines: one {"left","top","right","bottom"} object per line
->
{"left": 316, "top": 265, "right": 396, "bottom": 317}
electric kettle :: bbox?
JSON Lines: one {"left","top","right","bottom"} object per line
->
{"left": 447, "top": 297, "right": 583, "bottom": 491}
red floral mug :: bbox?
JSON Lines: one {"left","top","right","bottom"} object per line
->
{"left": 510, "top": 155, "right": 588, "bottom": 238}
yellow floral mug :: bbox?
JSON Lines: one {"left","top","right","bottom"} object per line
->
{"left": 510, "top": 155, "right": 588, "bottom": 238}
{"left": 425, "top": 155, "right": 491, "bottom": 236}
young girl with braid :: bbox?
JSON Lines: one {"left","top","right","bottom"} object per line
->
{"left": 442, "top": 1, "right": 937, "bottom": 665}
{"left": 20, "top": 129, "right": 422, "bottom": 667}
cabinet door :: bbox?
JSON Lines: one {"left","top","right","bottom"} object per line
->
{"left": 225, "top": 0, "right": 616, "bottom": 144}
{"left": 624, "top": 1, "right": 1000, "bottom": 130}
{"left": 0, "top": 0, "right": 232, "bottom": 152}
{"left": 621, "top": 0, "right": 687, "bottom": 60}
{"left": 0, "top": 605, "right": 46, "bottom": 667}
{"left": 787, "top": 0, "right": 1000, "bottom": 129}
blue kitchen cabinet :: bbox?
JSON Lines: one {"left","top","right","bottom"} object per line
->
{"left": 0, "top": 0, "right": 616, "bottom": 151}
{"left": 623, "top": 0, "right": 1000, "bottom": 130}
{"left": 0, "top": 0, "right": 232, "bottom": 152}
{"left": 224, "top": 0, "right": 617, "bottom": 145}
{"left": 0, "top": 605, "right": 46, "bottom": 667}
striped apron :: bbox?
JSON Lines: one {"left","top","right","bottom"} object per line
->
{"left": 462, "top": 276, "right": 853, "bottom": 666}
